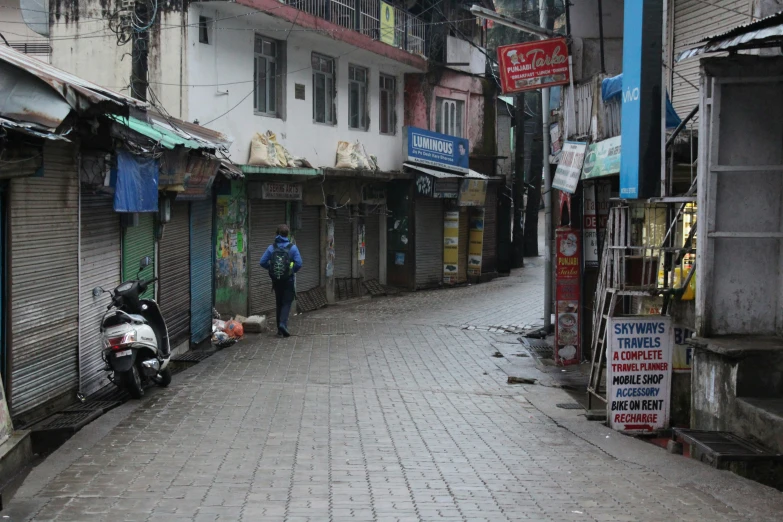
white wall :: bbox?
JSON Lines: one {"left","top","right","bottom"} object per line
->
{"left": 0, "top": 0, "right": 51, "bottom": 62}
{"left": 188, "top": 5, "right": 418, "bottom": 170}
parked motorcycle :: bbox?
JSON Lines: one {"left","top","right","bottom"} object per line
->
{"left": 94, "top": 256, "right": 172, "bottom": 398}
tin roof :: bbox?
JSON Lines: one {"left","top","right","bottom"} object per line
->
{"left": 109, "top": 112, "right": 232, "bottom": 153}
{"left": 678, "top": 11, "right": 783, "bottom": 61}
{"left": 403, "top": 162, "right": 463, "bottom": 179}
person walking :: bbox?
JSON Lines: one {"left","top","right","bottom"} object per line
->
{"left": 260, "top": 224, "right": 303, "bottom": 337}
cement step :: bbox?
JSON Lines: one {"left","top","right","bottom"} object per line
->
{"left": 735, "top": 397, "right": 783, "bottom": 454}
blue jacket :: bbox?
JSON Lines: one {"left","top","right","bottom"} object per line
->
{"left": 260, "top": 235, "right": 303, "bottom": 282}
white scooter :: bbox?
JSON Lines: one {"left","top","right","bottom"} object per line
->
{"left": 94, "top": 256, "right": 172, "bottom": 398}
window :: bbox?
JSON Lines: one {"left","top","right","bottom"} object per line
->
{"left": 379, "top": 74, "right": 396, "bottom": 135}
{"left": 254, "top": 36, "right": 279, "bottom": 116}
{"left": 349, "top": 65, "right": 369, "bottom": 131}
{"left": 312, "top": 53, "right": 336, "bottom": 125}
{"left": 435, "top": 97, "right": 465, "bottom": 137}
{"left": 199, "top": 16, "right": 212, "bottom": 44}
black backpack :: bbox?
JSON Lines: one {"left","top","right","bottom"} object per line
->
{"left": 269, "top": 243, "right": 293, "bottom": 283}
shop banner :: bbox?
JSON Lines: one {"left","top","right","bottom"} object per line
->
{"left": 673, "top": 325, "right": 693, "bottom": 372}
{"left": 362, "top": 184, "right": 386, "bottom": 204}
{"left": 434, "top": 179, "right": 459, "bottom": 199}
{"left": 459, "top": 179, "right": 488, "bottom": 207}
{"left": 607, "top": 316, "right": 673, "bottom": 433}
{"left": 443, "top": 211, "right": 459, "bottom": 283}
{"left": 468, "top": 209, "right": 484, "bottom": 275}
{"left": 555, "top": 228, "right": 581, "bottom": 365}
{"left": 497, "top": 38, "right": 570, "bottom": 94}
{"left": 415, "top": 173, "right": 434, "bottom": 197}
{"left": 552, "top": 141, "right": 587, "bottom": 194}
{"left": 583, "top": 183, "right": 598, "bottom": 268}
{"left": 358, "top": 223, "right": 366, "bottom": 265}
{"left": 596, "top": 181, "right": 611, "bottom": 248}
{"left": 380, "top": 1, "right": 395, "bottom": 46}
{"left": 582, "top": 136, "right": 621, "bottom": 179}
{"left": 407, "top": 127, "right": 470, "bottom": 173}
{"left": 263, "top": 182, "right": 302, "bottom": 200}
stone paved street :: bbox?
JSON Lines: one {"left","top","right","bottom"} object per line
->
{"left": 5, "top": 255, "right": 783, "bottom": 521}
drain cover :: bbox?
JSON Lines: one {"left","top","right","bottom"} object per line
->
{"left": 519, "top": 338, "right": 554, "bottom": 359}
{"left": 556, "top": 403, "right": 584, "bottom": 410}
{"left": 363, "top": 279, "right": 387, "bottom": 297}
{"left": 673, "top": 428, "right": 783, "bottom": 467}
{"left": 297, "top": 287, "right": 328, "bottom": 312}
{"left": 37, "top": 410, "right": 102, "bottom": 432}
{"left": 172, "top": 350, "right": 215, "bottom": 363}
{"left": 62, "top": 400, "right": 121, "bottom": 414}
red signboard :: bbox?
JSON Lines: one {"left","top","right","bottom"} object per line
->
{"left": 555, "top": 227, "right": 581, "bottom": 366}
{"left": 497, "top": 38, "right": 570, "bottom": 94}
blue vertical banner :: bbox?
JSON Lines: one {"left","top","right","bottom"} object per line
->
{"left": 620, "top": 0, "right": 663, "bottom": 199}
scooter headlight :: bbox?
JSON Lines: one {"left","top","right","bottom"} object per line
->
{"left": 106, "top": 331, "right": 137, "bottom": 350}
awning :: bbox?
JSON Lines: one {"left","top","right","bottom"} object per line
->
{"left": 403, "top": 162, "right": 462, "bottom": 179}
{"left": 678, "top": 11, "right": 783, "bottom": 61}
{"left": 109, "top": 113, "right": 232, "bottom": 153}
{"left": 0, "top": 117, "right": 71, "bottom": 141}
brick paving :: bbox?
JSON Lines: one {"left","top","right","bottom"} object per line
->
{"left": 5, "top": 255, "right": 783, "bottom": 521}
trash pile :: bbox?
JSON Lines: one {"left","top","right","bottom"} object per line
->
{"left": 335, "top": 140, "right": 379, "bottom": 170}
{"left": 211, "top": 309, "right": 269, "bottom": 349}
{"left": 248, "top": 131, "right": 313, "bottom": 168}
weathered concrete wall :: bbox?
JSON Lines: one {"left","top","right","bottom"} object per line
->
{"left": 691, "top": 348, "right": 738, "bottom": 432}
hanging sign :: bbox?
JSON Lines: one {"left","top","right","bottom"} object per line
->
{"left": 380, "top": 1, "right": 395, "bottom": 46}
{"left": 552, "top": 141, "right": 587, "bottom": 194}
{"left": 406, "top": 127, "right": 470, "bottom": 173}
{"left": 582, "top": 136, "right": 621, "bottom": 179}
{"left": 555, "top": 228, "right": 581, "bottom": 365}
{"left": 583, "top": 183, "right": 598, "bottom": 268}
{"left": 362, "top": 184, "right": 386, "bottom": 204}
{"left": 468, "top": 209, "right": 484, "bottom": 275}
{"left": 607, "top": 316, "right": 673, "bottom": 433}
{"left": 497, "top": 38, "right": 570, "bottom": 94}
{"left": 443, "top": 211, "right": 459, "bottom": 283}
{"left": 458, "top": 179, "right": 487, "bottom": 207}
{"left": 434, "top": 179, "right": 459, "bottom": 199}
{"left": 262, "top": 182, "right": 303, "bottom": 200}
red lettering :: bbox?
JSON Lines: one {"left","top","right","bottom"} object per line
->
{"left": 584, "top": 216, "right": 597, "bottom": 228}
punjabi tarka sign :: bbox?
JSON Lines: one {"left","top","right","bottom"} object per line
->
{"left": 407, "top": 127, "right": 470, "bottom": 174}
{"left": 607, "top": 316, "right": 674, "bottom": 433}
{"left": 497, "top": 37, "right": 570, "bottom": 94}
{"left": 582, "top": 136, "right": 621, "bottom": 180}
{"left": 262, "top": 182, "right": 302, "bottom": 200}
{"left": 552, "top": 141, "right": 587, "bottom": 194}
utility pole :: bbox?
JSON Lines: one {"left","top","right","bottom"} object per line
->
{"left": 130, "top": 1, "right": 149, "bottom": 102}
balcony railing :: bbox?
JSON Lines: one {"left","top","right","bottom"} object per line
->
{"left": 286, "top": 0, "right": 426, "bottom": 57}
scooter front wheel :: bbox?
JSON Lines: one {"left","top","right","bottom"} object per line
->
{"left": 157, "top": 367, "right": 172, "bottom": 388}
{"left": 121, "top": 364, "right": 144, "bottom": 399}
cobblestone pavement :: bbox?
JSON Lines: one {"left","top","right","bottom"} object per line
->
{"left": 5, "top": 256, "right": 783, "bottom": 521}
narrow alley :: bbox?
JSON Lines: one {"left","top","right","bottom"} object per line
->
{"left": 4, "top": 254, "right": 783, "bottom": 521}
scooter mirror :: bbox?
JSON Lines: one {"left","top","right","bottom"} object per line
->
{"left": 92, "top": 286, "right": 104, "bottom": 297}
{"left": 139, "top": 256, "right": 151, "bottom": 270}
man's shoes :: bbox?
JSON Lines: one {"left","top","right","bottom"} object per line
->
{"left": 280, "top": 326, "right": 291, "bottom": 338}
{"left": 276, "top": 327, "right": 284, "bottom": 338}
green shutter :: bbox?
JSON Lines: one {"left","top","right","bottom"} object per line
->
{"left": 123, "top": 213, "right": 155, "bottom": 299}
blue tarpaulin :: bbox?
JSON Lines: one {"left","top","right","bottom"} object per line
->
{"left": 601, "top": 74, "right": 682, "bottom": 129}
{"left": 114, "top": 149, "right": 159, "bottom": 212}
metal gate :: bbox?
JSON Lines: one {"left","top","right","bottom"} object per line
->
{"left": 79, "top": 192, "right": 121, "bottom": 396}
{"left": 123, "top": 213, "right": 155, "bottom": 299}
{"left": 295, "top": 205, "right": 320, "bottom": 292}
{"left": 190, "top": 200, "right": 213, "bottom": 344}
{"left": 483, "top": 187, "right": 498, "bottom": 274}
{"left": 333, "top": 207, "right": 353, "bottom": 278}
{"left": 9, "top": 142, "right": 79, "bottom": 416}
{"left": 364, "top": 210, "right": 380, "bottom": 281}
{"left": 159, "top": 201, "right": 190, "bottom": 347}
{"left": 249, "top": 199, "right": 285, "bottom": 315}
{"left": 415, "top": 198, "right": 443, "bottom": 289}
{"left": 458, "top": 207, "right": 468, "bottom": 283}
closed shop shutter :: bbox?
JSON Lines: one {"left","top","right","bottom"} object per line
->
{"left": 79, "top": 192, "right": 121, "bottom": 396}
{"left": 123, "top": 213, "right": 155, "bottom": 299}
{"left": 415, "top": 198, "right": 443, "bottom": 289}
{"left": 159, "top": 202, "right": 190, "bottom": 347}
{"left": 457, "top": 207, "right": 468, "bottom": 283}
{"left": 249, "top": 199, "right": 285, "bottom": 315}
{"left": 333, "top": 207, "right": 353, "bottom": 278}
{"left": 190, "top": 200, "right": 213, "bottom": 344}
{"left": 364, "top": 210, "right": 380, "bottom": 281}
{"left": 672, "top": 0, "right": 748, "bottom": 119}
{"left": 294, "top": 205, "right": 320, "bottom": 292}
{"left": 9, "top": 142, "right": 79, "bottom": 416}
{"left": 483, "top": 187, "right": 498, "bottom": 274}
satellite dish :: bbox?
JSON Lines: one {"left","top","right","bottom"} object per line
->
{"left": 21, "top": 0, "right": 49, "bottom": 37}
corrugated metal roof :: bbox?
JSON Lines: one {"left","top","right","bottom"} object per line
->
{"left": 0, "top": 45, "right": 145, "bottom": 115}
{"left": 0, "top": 117, "right": 71, "bottom": 141}
{"left": 678, "top": 11, "right": 783, "bottom": 61}
{"left": 403, "top": 162, "right": 462, "bottom": 179}
{"left": 109, "top": 112, "right": 232, "bottom": 153}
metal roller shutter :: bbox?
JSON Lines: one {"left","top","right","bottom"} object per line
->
{"left": 249, "top": 199, "right": 285, "bottom": 315}
{"left": 458, "top": 207, "right": 468, "bottom": 283}
{"left": 159, "top": 202, "right": 190, "bottom": 347}
{"left": 123, "top": 213, "right": 155, "bottom": 299}
{"left": 364, "top": 210, "right": 380, "bottom": 281}
{"left": 294, "top": 206, "right": 320, "bottom": 292}
{"left": 79, "top": 192, "right": 121, "bottom": 397}
{"left": 483, "top": 188, "right": 498, "bottom": 274}
{"left": 9, "top": 142, "right": 79, "bottom": 416}
{"left": 415, "top": 199, "right": 443, "bottom": 289}
{"left": 333, "top": 207, "right": 353, "bottom": 278}
{"left": 190, "top": 200, "right": 213, "bottom": 344}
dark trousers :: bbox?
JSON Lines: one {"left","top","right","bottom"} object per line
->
{"left": 274, "top": 280, "right": 295, "bottom": 330}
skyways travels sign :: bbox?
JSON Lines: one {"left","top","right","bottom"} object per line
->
{"left": 406, "top": 127, "right": 470, "bottom": 174}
